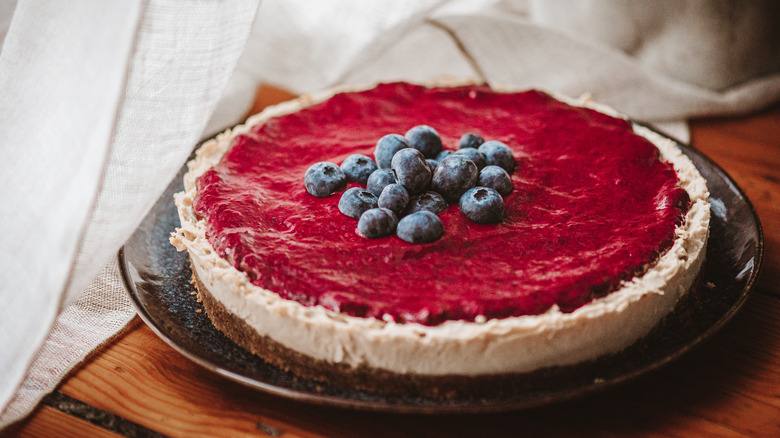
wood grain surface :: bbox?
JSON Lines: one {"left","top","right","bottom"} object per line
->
{"left": 4, "top": 87, "right": 779, "bottom": 438}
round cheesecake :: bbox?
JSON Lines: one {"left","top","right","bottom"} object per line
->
{"left": 170, "top": 80, "right": 710, "bottom": 397}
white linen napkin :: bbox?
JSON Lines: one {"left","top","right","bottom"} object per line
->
{"left": 0, "top": 0, "right": 261, "bottom": 427}
{"left": 2, "top": 0, "right": 778, "bottom": 429}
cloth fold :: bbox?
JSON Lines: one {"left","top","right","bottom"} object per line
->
{"left": 0, "top": 258, "right": 134, "bottom": 427}
{"left": 0, "top": 0, "right": 261, "bottom": 428}
{"left": 2, "top": 0, "right": 779, "bottom": 429}
{"left": 0, "top": 0, "right": 145, "bottom": 426}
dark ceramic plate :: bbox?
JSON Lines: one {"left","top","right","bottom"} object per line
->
{"left": 119, "top": 128, "right": 763, "bottom": 413}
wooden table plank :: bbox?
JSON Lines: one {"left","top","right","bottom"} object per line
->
{"left": 691, "top": 108, "right": 780, "bottom": 151}
{"left": 6, "top": 90, "right": 779, "bottom": 438}
{"left": 55, "top": 320, "right": 317, "bottom": 438}
{"left": 2, "top": 406, "right": 122, "bottom": 438}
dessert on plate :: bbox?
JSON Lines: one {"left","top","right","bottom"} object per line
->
{"left": 170, "top": 80, "right": 710, "bottom": 397}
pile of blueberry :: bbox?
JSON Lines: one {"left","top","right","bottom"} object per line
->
{"left": 304, "top": 125, "right": 516, "bottom": 243}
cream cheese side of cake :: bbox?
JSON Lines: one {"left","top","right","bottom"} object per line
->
{"left": 170, "top": 80, "right": 711, "bottom": 376}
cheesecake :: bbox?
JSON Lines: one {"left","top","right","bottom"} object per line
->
{"left": 170, "top": 80, "right": 710, "bottom": 397}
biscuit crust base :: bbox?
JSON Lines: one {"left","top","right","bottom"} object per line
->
{"left": 193, "top": 268, "right": 476, "bottom": 399}
{"left": 191, "top": 264, "right": 703, "bottom": 400}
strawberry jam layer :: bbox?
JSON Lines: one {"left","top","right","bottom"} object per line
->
{"left": 193, "top": 83, "right": 690, "bottom": 326}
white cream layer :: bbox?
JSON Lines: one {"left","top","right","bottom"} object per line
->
{"left": 171, "top": 80, "right": 710, "bottom": 376}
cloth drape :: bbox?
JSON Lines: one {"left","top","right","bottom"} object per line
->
{"left": 0, "top": 0, "right": 261, "bottom": 427}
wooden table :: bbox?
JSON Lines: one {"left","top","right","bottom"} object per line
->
{"left": 6, "top": 88, "right": 780, "bottom": 438}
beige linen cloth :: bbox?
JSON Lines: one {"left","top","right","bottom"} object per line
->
{"left": 1, "top": 0, "right": 779, "bottom": 429}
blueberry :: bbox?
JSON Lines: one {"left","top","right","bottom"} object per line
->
{"left": 378, "top": 183, "right": 409, "bottom": 215}
{"left": 426, "top": 159, "right": 440, "bottom": 173}
{"left": 357, "top": 208, "right": 398, "bottom": 239}
{"left": 478, "top": 165, "right": 513, "bottom": 196}
{"left": 405, "top": 125, "right": 443, "bottom": 159}
{"left": 366, "top": 168, "right": 396, "bottom": 196}
{"left": 304, "top": 162, "right": 347, "bottom": 197}
{"left": 397, "top": 211, "right": 444, "bottom": 243}
{"left": 452, "top": 147, "right": 487, "bottom": 170}
{"left": 340, "top": 154, "right": 377, "bottom": 185}
{"left": 459, "top": 187, "right": 504, "bottom": 224}
{"left": 431, "top": 155, "right": 479, "bottom": 203}
{"left": 391, "top": 148, "right": 432, "bottom": 194}
{"left": 459, "top": 132, "right": 484, "bottom": 149}
{"left": 404, "top": 191, "right": 448, "bottom": 215}
{"left": 478, "top": 141, "right": 515, "bottom": 173}
{"left": 338, "top": 187, "right": 378, "bottom": 219}
{"left": 374, "top": 134, "right": 410, "bottom": 169}
{"left": 436, "top": 150, "right": 452, "bottom": 161}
